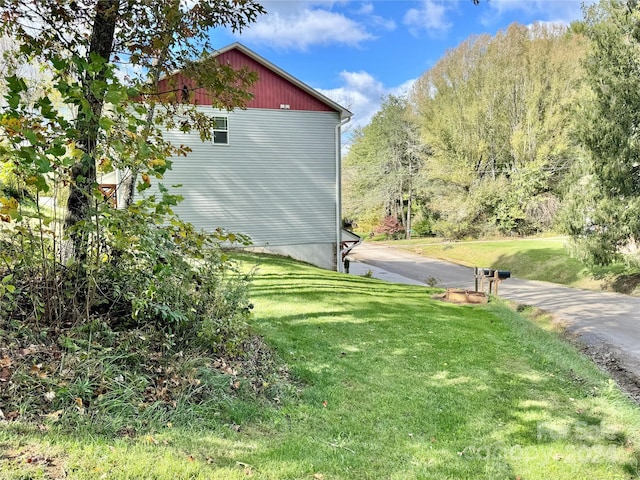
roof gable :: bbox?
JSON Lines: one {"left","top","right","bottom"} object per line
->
{"left": 158, "top": 43, "right": 351, "bottom": 119}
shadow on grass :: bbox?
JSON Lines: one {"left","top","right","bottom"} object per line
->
{"left": 608, "top": 273, "right": 640, "bottom": 295}
{"left": 492, "top": 249, "right": 585, "bottom": 285}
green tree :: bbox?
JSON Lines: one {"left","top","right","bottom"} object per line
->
{"left": 1, "top": 0, "right": 264, "bottom": 258}
{"left": 412, "top": 23, "right": 587, "bottom": 238}
{"left": 563, "top": 0, "right": 640, "bottom": 266}
{"left": 343, "top": 95, "right": 428, "bottom": 238}
{"left": 0, "top": 0, "right": 264, "bottom": 325}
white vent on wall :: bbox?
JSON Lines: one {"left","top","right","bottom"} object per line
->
{"left": 280, "top": 104, "right": 290, "bottom": 110}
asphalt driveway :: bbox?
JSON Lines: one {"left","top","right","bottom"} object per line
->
{"left": 347, "top": 242, "right": 640, "bottom": 392}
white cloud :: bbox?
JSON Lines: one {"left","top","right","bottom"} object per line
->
{"left": 481, "top": 0, "right": 589, "bottom": 26}
{"left": 317, "top": 71, "right": 416, "bottom": 133}
{"left": 241, "top": 4, "right": 375, "bottom": 50}
{"left": 403, "top": 0, "right": 454, "bottom": 36}
{"left": 355, "top": 2, "right": 396, "bottom": 31}
{"left": 355, "top": 3, "right": 374, "bottom": 15}
{"left": 317, "top": 70, "right": 385, "bottom": 129}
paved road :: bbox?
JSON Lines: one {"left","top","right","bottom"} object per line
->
{"left": 348, "top": 242, "right": 640, "bottom": 376}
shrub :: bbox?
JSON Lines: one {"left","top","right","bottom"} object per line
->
{"left": 0, "top": 182, "right": 287, "bottom": 428}
{"left": 374, "top": 216, "right": 405, "bottom": 239}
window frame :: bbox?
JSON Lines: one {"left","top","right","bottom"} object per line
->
{"left": 212, "top": 115, "right": 229, "bottom": 145}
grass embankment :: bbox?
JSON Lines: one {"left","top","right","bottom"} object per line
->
{"left": 385, "top": 236, "right": 640, "bottom": 294}
{"left": 2, "top": 254, "right": 640, "bottom": 479}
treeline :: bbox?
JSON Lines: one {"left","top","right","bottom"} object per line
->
{"left": 343, "top": 0, "right": 640, "bottom": 267}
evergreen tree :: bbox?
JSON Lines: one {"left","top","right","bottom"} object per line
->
{"left": 563, "top": 0, "right": 640, "bottom": 266}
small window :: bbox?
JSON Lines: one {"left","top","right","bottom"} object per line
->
{"left": 213, "top": 116, "right": 228, "bottom": 144}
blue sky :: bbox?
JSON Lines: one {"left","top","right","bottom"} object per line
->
{"left": 209, "top": 0, "right": 588, "bottom": 131}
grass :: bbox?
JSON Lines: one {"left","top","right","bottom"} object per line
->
{"left": 2, "top": 253, "right": 640, "bottom": 479}
{"left": 383, "top": 236, "right": 640, "bottom": 292}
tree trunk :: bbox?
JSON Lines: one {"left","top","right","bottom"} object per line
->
{"left": 406, "top": 185, "right": 412, "bottom": 240}
{"left": 65, "top": 0, "right": 120, "bottom": 261}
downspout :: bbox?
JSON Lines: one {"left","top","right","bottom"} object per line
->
{"left": 335, "top": 114, "right": 352, "bottom": 272}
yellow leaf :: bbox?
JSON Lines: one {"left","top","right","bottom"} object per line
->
{"left": 43, "top": 409, "right": 64, "bottom": 422}
{"left": 147, "top": 158, "right": 166, "bottom": 168}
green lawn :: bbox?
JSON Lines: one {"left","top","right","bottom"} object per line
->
{"left": 384, "top": 237, "right": 617, "bottom": 289}
{"left": 2, "top": 253, "right": 640, "bottom": 479}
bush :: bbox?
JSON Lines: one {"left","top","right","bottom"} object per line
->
{"left": 374, "top": 216, "right": 405, "bottom": 239}
{"left": 0, "top": 185, "right": 293, "bottom": 429}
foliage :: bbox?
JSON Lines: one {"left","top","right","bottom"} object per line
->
{"left": 0, "top": 185, "right": 268, "bottom": 419}
{"left": 410, "top": 23, "right": 588, "bottom": 237}
{"left": 374, "top": 215, "right": 405, "bottom": 239}
{"left": 343, "top": 95, "right": 429, "bottom": 239}
{"left": 0, "top": 1, "right": 264, "bottom": 320}
{"left": 0, "top": 0, "right": 274, "bottom": 427}
{"left": 561, "top": 0, "right": 640, "bottom": 266}
{"left": 0, "top": 316, "right": 292, "bottom": 435}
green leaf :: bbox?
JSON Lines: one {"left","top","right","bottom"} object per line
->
{"left": 37, "top": 97, "right": 56, "bottom": 120}
{"left": 58, "top": 336, "right": 81, "bottom": 352}
{"left": 46, "top": 144, "right": 67, "bottom": 157}
{"left": 35, "top": 156, "right": 52, "bottom": 173}
{"left": 6, "top": 89, "right": 20, "bottom": 109}
{"left": 99, "top": 116, "right": 115, "bottom": 130}
{"left": 137, "top": 181, "right": 151, "bottom": 193}
{"left": 23, "top": 129, "right": 39, "bottom": 145}
{"left": 50, "top": 56, "right": 67, "bottom": 71}
{"left": 104, "top": 87, "right": 126, "bottom": 104}
{"left": 6, "top": 75, "right": 27, "bottom": 94}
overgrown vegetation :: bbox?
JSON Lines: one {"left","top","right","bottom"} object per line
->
{"left": 3, "top": 254, "right": 640, "bottom": 479}
{"left": 0, "top": 190, "right": 297, "bottom": 430}
{"left": 0, "top": 0, "right": 286, "bottom": 433}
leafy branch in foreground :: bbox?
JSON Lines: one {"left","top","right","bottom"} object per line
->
{"left": 0, "top": 0, "right": 288, "bottom": 428}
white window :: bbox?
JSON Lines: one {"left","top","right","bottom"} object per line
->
{"left": 213, "top": 116, "right": 228, "bottom": 144}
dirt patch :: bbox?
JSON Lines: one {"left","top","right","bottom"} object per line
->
{"left": 577, "top": 340, "right": 640, "bottom": 404}
{"left": 435, "top": 289, "right": 489, "bottom": 305}
{"left": 0, "top": 444, "right": 67, "bottom": 479}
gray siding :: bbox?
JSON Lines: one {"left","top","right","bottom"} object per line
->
{"left": 153, "top": 107, "right": 340, "bottom": 248}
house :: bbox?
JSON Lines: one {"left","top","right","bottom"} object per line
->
{"left": 102, "top": 42, "right": 353, "bottom": 271}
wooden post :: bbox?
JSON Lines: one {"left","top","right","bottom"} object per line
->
{"left": 474, "top": 267, "right": 478, "bottom": 292}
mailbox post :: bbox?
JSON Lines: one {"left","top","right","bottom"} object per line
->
{"left": 475, "top": 268, "right": 510, "bottom": 295}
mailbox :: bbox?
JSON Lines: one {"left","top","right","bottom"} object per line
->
{"left": 474, "top": 267, "right": 511, "bottom": 295}
{"left": 497, "top": 270, "right": 511, "bottom": 280}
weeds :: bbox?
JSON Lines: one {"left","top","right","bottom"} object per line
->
{"left": 0, "top": 180, "right": 290, "bottom": 432}
{"left": 0, "top": 321, "right": 293, "bottom": 434}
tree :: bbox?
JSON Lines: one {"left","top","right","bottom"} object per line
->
{"left": 0, "top": 0, "right": 264, "bottom": 324}
{"left": 342, "top": 95, "right": 428, "bottom": 238}
{"left": 411, "top": 23, "right": 587, "bottom": 238}
{"left": 1, "top": 0, "right": 264, "bottom": 258}
{"left": 562, "top": 0, "right": 640, "bottom": 266}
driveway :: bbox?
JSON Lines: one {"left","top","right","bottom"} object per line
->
{"left": 347, "top": 242, "right": 640, "bottom": 397}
